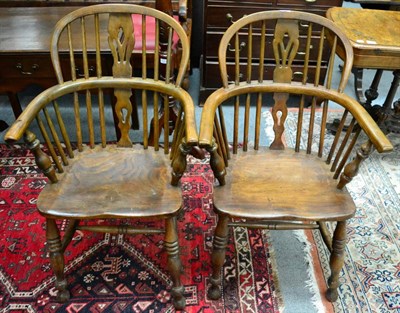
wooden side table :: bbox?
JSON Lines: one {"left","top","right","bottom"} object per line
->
{"left": 327, "top": 7, "right": 400, "bottom": 133}
{"left": 349, "top": 0, "right": 400, "bottom": 11}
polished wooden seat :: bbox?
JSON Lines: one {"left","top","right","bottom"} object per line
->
{"left": 38, "top": 145, "right": 182, "bottom": 218}
{"left": 199, "top": 10, "right": 393, "bottom": 303}
{"left": 4, "top": 4, "right": 197, "bottom": 310}
{"left": 214, "top": 149, "right": 355, "bottom": 221}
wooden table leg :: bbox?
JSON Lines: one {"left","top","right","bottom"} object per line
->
{"left": 364, "top": 69, "right": 384, "bottom": 114}
{"left": 0, "top": 120, "right": 8, "bottom": 131}
{"left": 352, "top": 67, "right": 367, "bottom": 104}
{"left": 380, "top": 70, "right": 400, "bottom": 133}
{"left": 7, "top": 92, "right": 23, "bottom": 118}
{"left": 382, "top": 70, "right": 400, "bottom": 114}
{"left": 0, "top": 92, "right": 24, "bottom": 131}
{"left": 327, "top": 69, "right": 385, "bottom": 134}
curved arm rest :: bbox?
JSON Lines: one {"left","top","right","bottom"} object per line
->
{"left": 4, "top": 77, "right": 198, "bottom": 146}
{"left": 199, "top": 81, "right": 393, "bottom": 153}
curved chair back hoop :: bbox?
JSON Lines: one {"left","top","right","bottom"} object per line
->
{"left": 217, "top": 10, "right": 354, "bottom": 92}
{"left": 51, "top": 4, "right": 190, "bottom": 87}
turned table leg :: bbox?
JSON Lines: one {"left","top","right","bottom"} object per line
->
{"left": 381, "top": 70, "right": 400, "bottom": 133}
{"left": 0, "top": 92, "right": 24, "bottom": 131}
{"left": 364, "top": 69, "right": 383, "bottom": 117}
{"left": 352, "top": 67, "right": 367, "bottom": 104}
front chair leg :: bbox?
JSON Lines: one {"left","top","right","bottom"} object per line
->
{"left": 326, "top": 220, "right": 346, "bottom": 302}
{"left": 165, "top": 216, "right": 186, "bottom": 310}
{"left": 208, "top": 213, "right": 229, "bottom": 300}
{"left": 46, "top": 218, "right": 70, "bottom": 302}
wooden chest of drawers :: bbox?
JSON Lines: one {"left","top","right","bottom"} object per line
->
{"left": 200, "top": 0, "right": 344, "bottom": 102}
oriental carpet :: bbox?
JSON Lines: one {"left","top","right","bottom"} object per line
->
{"left": 263, "top": 110, "right": 400, "bottom": 313}
{"left": 0, "top": 144, "right": 281, "bottom": 313}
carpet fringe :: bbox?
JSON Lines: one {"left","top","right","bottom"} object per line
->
{"left": 293, "top": 230, "right": 326, "bottom": 313}
{"left": 263, "top": 230, "right": 286, "bottom": 313}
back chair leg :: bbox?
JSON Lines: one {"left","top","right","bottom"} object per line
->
{"left": 46, "top": 218, "right": 70, "bottom": 302}
{"left": 326, "top": 220, "right": 347, "bottom": 302}
{"left": 165, "top": 216, "right": 186, "bottom": 310}
{"left": 208, "top": 213, "right": 229, "bottom": 300}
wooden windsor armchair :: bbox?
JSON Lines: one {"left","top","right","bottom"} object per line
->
{"left": 199, "top": 11, "right": 393, "bottom": 302}
{"left": 4, "top": 4, "right": 197, "bottom": 310}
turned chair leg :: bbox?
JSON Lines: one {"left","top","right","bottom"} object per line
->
{"left": 46, "top": 218, "right": 70, "bottom": 302}
{"left": 326, "top": 220, "right": 347, "bottom": 302}
{"left": 208, "top": 213, "right": 229, "bottom": 300}
{"left": 165, "top": 216, "right": 186, "bottom": 310}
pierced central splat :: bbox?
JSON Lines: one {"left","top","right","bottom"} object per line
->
{"left": 108, "top": 13, "right": 135, "bottom": 147}
{"left": 270, "top": 19, "right": 300, "bottom": 150}
{"left": 272, "top": 19, "right": 299, "bottom": 83}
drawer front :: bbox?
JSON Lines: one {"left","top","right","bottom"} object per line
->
{"left": 206, "top": 5, "right": 339, "bottom": 30}
{"left": 0, "top": 55, "right": 54, "bottom": 79}
{"left": 206, "top": 5, "right": 270, "bottom": 29}
{"left": 205, "top": 32, "right": 329, "bottom": 62}
{"left": 207, "top": 0, "right": 273, "bottom": 5}
{"left": 276, "top": 0, "right": 342, "bottom": 7}
{"left": 202, "top": 60, "right": 327, "bottom": 88}
{"left": 59, "top": 54, "right": 112, "bottom": 81}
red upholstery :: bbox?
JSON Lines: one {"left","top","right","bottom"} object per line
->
{"left": 131, "top": 14, "right": 180, "bottom": 51}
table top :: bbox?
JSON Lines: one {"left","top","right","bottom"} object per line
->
{"left": 350, "top": 0, "right": 400, "bottom": 4}
{"left": 0, "top": 7, "right": 80, "bottom": 53}
{"left": 0, "top": 0, "right": 176, "bottom": 6}
{"left": 327, "top": 7, "right": 400, "bottom": 69}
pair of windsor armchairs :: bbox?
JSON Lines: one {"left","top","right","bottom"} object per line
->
{"left": 4, "top": 4, "right": 392, "bottom": 310}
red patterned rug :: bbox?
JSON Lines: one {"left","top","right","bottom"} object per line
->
{"left": 0, "top": 144, "right": 282, "bottom": 313}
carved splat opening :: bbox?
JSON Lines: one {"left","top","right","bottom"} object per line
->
{"left": 276, "top": 110, "right": 283, "bottom": 126}
{"left": 116, "top": 27, "right": 125, "bottom": 62}
{"left": 273, "top": 19, "right": 299, "bottom": 84}
{"left": 121, "top": 108, "right": 128, "bottom": 124}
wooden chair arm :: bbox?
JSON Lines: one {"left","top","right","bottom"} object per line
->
{"left": 4, "top": 77, "right": 198, "bottom": 146}
{"left": 199, "top": 81, "right": 393, "bottom": 153}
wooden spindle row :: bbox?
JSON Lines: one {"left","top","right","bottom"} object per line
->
{"left": 209, "top": 16, "right": 363, "bottom": 192}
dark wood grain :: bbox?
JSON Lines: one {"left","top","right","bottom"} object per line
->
{"left": 38, "top": 145, "right": 182, "bottom": 218}
{"left": 213, "top": 149, "right": 355, "bottom": 221}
